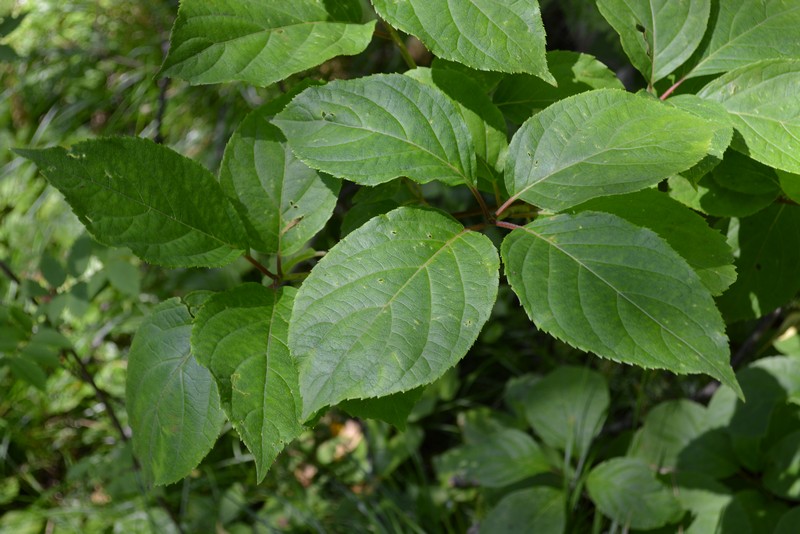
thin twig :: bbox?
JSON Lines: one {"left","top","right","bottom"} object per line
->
{"left": 385, "top": 24, "right": 416, "bottom": 69}
{"left": 495, "top": 220, "right": 523, "bottom": 231}
{"left": 244, "top": 254, "right": 280, "bottom": 282}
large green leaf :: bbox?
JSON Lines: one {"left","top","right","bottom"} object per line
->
{"left": 480, "top": 487, "right": 566, "bottom": 534}
{"left": 126, "top": 299, "right": 225, "bottom": 486}
{"left": 698, "top": 59, "right": 800, "bottom": 174}
{"left": 16, "top": 138, "right": 248, "bottom": 268}
{"left": 597, "top": 0, "right": 710, "bottom": 83}
{"left": 719, "top": 205, "right": 800, "bottom": 322}
{"left": 220, "top": 103, "right": 340, "bottom": 256}
{"left": 501, "top": 212, "right": 741, "bottom": 396}
{"left": 493, "top": 50, "right": 623, "bottom": 125}
{"left": 587, "top": 458, "right": 683, "bottom": 530}
{"left": 667, "top": 95, "right": 733, "bottom": 181}
{"left": 503, "top": 89, "right": 715, "bottom": 212}
{"left": 572, "top": 189, "right": 736, "bottom": 296}
{"left": 686, "top": 0, "right": 800, "bottom": 79}
{"left": 274, "top": 74, "right": 477, "bottom": 188}
{"left": 191, "top": 284, "right": 303, "bottom": 482}
{"left": 521, "top": 366, "right": 609, "bottom": 461}
{"left": 435, "top": 428, "right": 550, "bottom": 488}
{"left": 289, "top": 207, "right": 499, "bottom": 419}
{"left": 161, "top": 0, "right": 375, "bottom": 86}
{"left": 371, "top": 0, "right": 553, "bottom": 83}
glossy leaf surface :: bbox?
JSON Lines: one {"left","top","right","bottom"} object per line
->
{"left": 289, "top": 207, "right": 499, "bottom": 419}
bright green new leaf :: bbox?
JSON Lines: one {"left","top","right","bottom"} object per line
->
{"left": 698, "top": 59, "right": 800, "bottom": 174}
{"left": 480, "top": 487, "right": 566, "bottom": 534}
{"left": 686, "top": 0, "right": 800, "bottom": 79}
{"left": 371, "top": 0, "right": 554, "bottom": 83}
{"left": 597, "top": 0, "right": 710, "bottom": 83}
{"left": 493, "top": 50, "right": 623, "bottom": 124}
{"left": 15, "top": 138, "right": 248, "bottom": 268}
{"left": 220, "top": 103, "right": 340, "bottom": 256}
{"left": 126, "top": 299, "right": 225, "bottom": 486}
{"left": 504, "top": 89, "right": 714, "bottom": 212}
{"left": 719, "top": 205, "right": 800, "bottom": 322}
{"left": 290, "top": 207, "right": 499, "bottom": 419}
{"left": 274, "top": 74, "right": 478, "bottom": 188}
{"left": 191, "top": 284, "right": 303, "bottom": 482}
{"left": 521, "top": 366, "right": 609, "bottom": 461}
{"left": 587, "top": 458, "right": 683, "bottom": 530}
{"left": 501, "top": 212, "right": 741, "bottom": 396}
{"left": 161, "top": 0, "right": 375, "bottom": 86}
{"left": 435, "top": 428, "right": 550, "bottom": 488}
{"left": 573, "top": 189, "right": 737, "bottom": 296}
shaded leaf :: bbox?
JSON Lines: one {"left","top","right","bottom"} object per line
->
{"left": 161, "top": 0, "right": 375, "bottom": 86}
{"left": 480, "top": 487, "right": 566, "bottom": 534}
{"left": 126, "top": 299, "right": 225, "bottom": 486}
{"left": 598, "top": 0, "right": 710, "bottom": 83}
{"left": 502, "top": 212, "right": 740, "bottom": 395}
{"left": 668, "top": 95, "right": 733, "bottom": 181}
{"left": 764, "top": 431, "right": 800, "bottom": 500}
{"left": 274, "top": 74, "right": 477, "bottom": 188}
{"left": 339, "top": 388, "right": 425, "bottom": 430}
{"left": 371, "top": 0, "right": 553, "bottom": 83}
{"left": 16, "top": 138, "right": 248, "bottom": 268}
{"left": 504, "top": 89, "right": 714, "bottom": 212}
{"left": 290, "top": 207, "right": 499, "bottom": 419}
{"left": 191, "top": 284, "right": 303, "bottom": 482}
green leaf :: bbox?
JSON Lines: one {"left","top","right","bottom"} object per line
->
{"left": 687, "top": 1, "right": 800, "bottom": 79}
{"left": 719, "top": 205, "right": 800, "bottom": 322}
{"left": 15, "top": 138, "right": 248, "bottom": 268}
{"left": 126, "top": 298, "right": 225, "bottom": 486}
{"left": 698, "top": 59, "right": 800, "bottom": 174}
{"left": 778, "top": 170, "right": 800, "bottom": 203}
{"left": 493, "top": 50, "right": 623, "bottom": 124}
{"left": 597, "top": 0, "right": 710, "bottom": 83}
{"left": 289, "top": 207, "right": 499, "bottom": 419}
{"left": 480, "top": 487, "right": 566, "bottom": 534}
{"left": 667, "top": 95, "right": 733, "bottom": 181}
{"left": 339, "top": 388, "right": 425, "bottom": 430}
{"left": 371, "top": 0, "right": 553, "bottom": 83}
{"left": 161, "top": 0, "right": 375, "bottom": 86}
{"left": 764, "top": 431, "right": 800, "bottom": 500}
{"left": 220, "top": 103, "right": 340, "bottom": 256}
{"left": 670, "top": 472, "right": 746, "bottom": 534}
{"left": 668, "top": 174, "right": 777, "bottom": 220}
{"left": 6, "top": 356, "right": 47, "bottom": 391}
{"left": 191, "top": 284, "right": 303, "bottom": 482}
{"left": 504, "top": 89, "right": 715, "bottom": 212}
{"left": 521, "top": 366, "right": 609, "bottom": 461}
{"left": 39, "top": 252, "right": 66, "bottom": 288}
{"left": 501, "top": 212, "right": 741, "bottom": 396}
{"left": 572, "top": 189, "right": 736, "bottom": 296}
{"left": 775, "top": 507, "right": 800, "bottom": 534}
{"left": 587, "top": 458, "right": 683, "bottom": 530}
{"left": 435, "top": 428, "right": 550, "bottom": 488}
{"left": 106, "top": 258, "right": 140, "bottom": 297}
{"left": 274, "top": 74, "right": 477, "bottom": 188}
{"left": 405, "top": 66, "right": 507, "bottom": 183}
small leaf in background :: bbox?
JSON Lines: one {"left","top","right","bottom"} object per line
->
{"left": 572, "top": 189, "right": 736, "bottom": 296}
{"left": 698, "top": 59, "right": 800, "bottom": 174}
{"left": 290, "top": 207, "right": 499, "bottom": 419}
{"left": 718, "top": 205, "right": 800, "bottom": 322}
{"left": 371, "top": 0, "right": 554, "bottom": 83}
{"left": 502, "top": 212, "right": 741, "bottom": 396}
{"left": 161, "top": 0, "right": 375, "bottom": 86}
{"left": 126, "top": 298, "right": 225, "bottom": 486}
{"left": 732, "top": 490, "right": 789, "bottom": 534}
{"left": 16, "top": 138, "right": 249, "bottom": 268}
{"left": 493, "top": 50, "right": 623, "bottom": 125}
{"left": 667, "top": 95, "right": 733, "bottom": 181}
{"left": 39, "top": 252, "right": 66, "bottom": 288}
{"left": 775, "top": 507, "right": 800, "bottom": 534}
{"left": 669, "top": 472, "right": 745, "bottom": 534}
{"left": 764, "top": 431, "right": 800, "bottom": 500}
{"left": 587, "top": 458, "right": 683, "bottom": 530}
{"left": 105, "top": 256, "right": 140, "bottom": 298}
{"left": 66, "top": 234, "right": 94, "bottom": 277}
{"left": 777, "top": 169, "right": 800, "bottom": 203}
{"left": 686, "top": 1, "right": 800, "bottom": 79}
{"left": 191, "top": 284, "right": 303, "bottom": 482}
{"left": 435, "top": 428, "right": 550, "bottom": 488}
{"left": 504, "top": 89, "right": 714, "bottom": 212}
{"left": 668, "top": 150, "right": 780, "bottom": 218}
{"left": 480, "top": 487, "right": 566, "bottom": 534}
{"left": 6, "top": 357, "right": 47, "bottom": 391}
{"left": 520, "top": 366, "right": 609, "bottom": 461}
{"left": 274, "top": 74, "right": 477, "bottom": 188}
{"left": 340, "top": 180, "right": 421, "bottom": 237}
{"left": 339, "top": 388, "right": 425, "bottom": 431}
{"left": 219, "top": 102, "right": 340, "bottom": 256}
{"left": 597, "top": 0, "right": 710, "bottom": 83}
